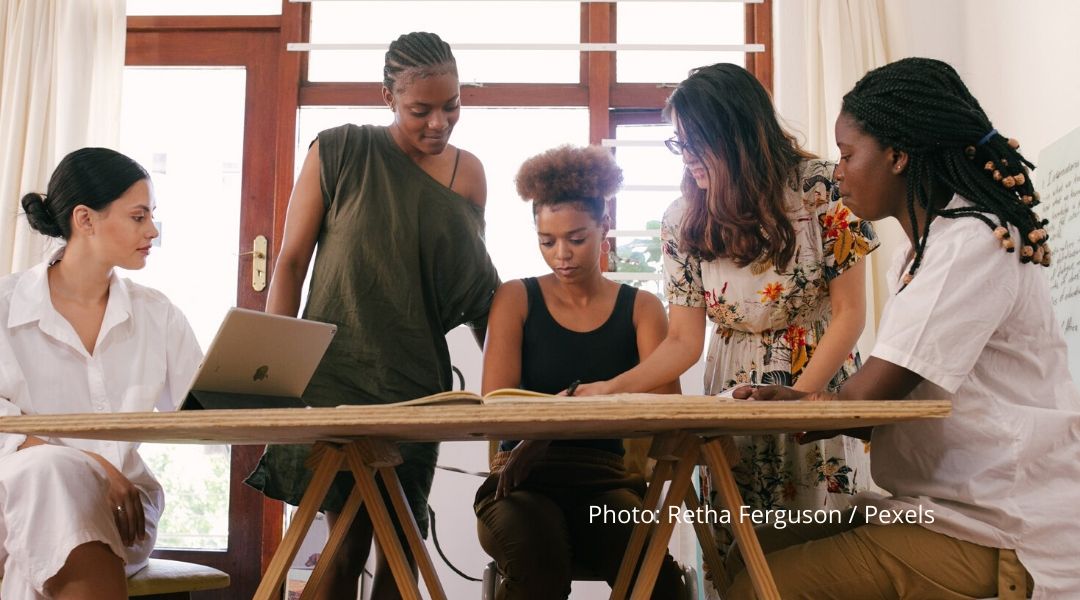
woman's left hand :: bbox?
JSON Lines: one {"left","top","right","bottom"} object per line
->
{"left": 88, "top": 453, "right": 146, "bottom": 546}
{"left": 495, "top": 440, "right": 549, "bottom": 500}
{"left": 733, "top": 385, "right": 837, "bottom": 402}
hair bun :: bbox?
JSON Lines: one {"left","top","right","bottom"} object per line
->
{"left": 21, "top": 192, "right": 64, "bottom": 238}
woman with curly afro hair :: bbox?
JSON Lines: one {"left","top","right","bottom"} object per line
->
{"left": 475, "top": 145, "right": 687, "bottom": 599}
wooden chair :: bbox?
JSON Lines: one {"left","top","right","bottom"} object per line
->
{"left": 480, "top": 436, "right": 702, "bottom": 600}
{"left": 1, "top": 558, "right": 231, "bottom": 600}
{"left": 480, "top": 560, "right": 698, "bottom": 600}
{"left": 128, "top": 558, "right": 230, "bottom": 599}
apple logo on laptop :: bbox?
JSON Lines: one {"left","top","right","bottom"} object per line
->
{"left": 253, "top": 365, "right": 270, "bottom": 382}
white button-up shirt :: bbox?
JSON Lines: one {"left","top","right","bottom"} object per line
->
{"left": 860, "top": 196, "right": 1080, "bottom": 598}
{"left": 0, "top": 257, "right": 202, "bottom": 521}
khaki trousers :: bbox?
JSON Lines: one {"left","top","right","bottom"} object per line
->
{"left": 723, "top": 510, "right": 1032, "bottom": 600}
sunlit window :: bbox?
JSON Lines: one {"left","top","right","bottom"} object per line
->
{"left": 118, "top": 67, "right": 240, "bottom": 550}
{"left": 608, "top": 123, "right": 684, "bottom": 296}
{"left": 616, "top": 1, "right": 746, "bottom": 82}
{"left": 127, "top": 0, "right": 280, "bottom": 16}
{"left": 307, "top": 1, "right": 580, "bottom": 83}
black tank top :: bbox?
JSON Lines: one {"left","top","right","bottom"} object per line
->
{"left": 499, "top": 277, "right": 640, "bottom": 454}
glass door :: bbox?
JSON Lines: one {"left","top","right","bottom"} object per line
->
{"left": 124, "top": 20, "right": 284, "bottom": 599}
{"left": 119, "top": 67, "right": 246, "bottom": 552}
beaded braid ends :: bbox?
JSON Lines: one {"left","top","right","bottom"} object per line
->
{"left": 841, "top": 58, "right": 1052, "bottom": 289}
{"left": 968, "top": 132, "right": 1051, "bottom": 266}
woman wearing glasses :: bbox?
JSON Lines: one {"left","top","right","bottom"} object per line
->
{"left": 573, "top": 62, "right": 878, "bottom": 573}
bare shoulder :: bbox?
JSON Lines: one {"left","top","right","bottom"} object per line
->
{"left": 490, "top": 280, "right": 527, "bottom": 330}
{"left": 632, "top": 288, "right": 667, "bottom": 325}
{"left": 450, "top": 146, "right": 487, "bottom": 208}
{"left": 490, "top": 279, "right": 528, "bottom": 318}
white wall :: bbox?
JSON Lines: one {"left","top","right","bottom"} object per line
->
{"left": 955, "top": 1, "right": 1080, "bottom": 167}
{"left": 781, "top": 0, "right": 1080, "bottom": 197}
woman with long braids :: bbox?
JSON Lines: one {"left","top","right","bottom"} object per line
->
{"left": 245, "top": 32, "right": 499, "bottom": 599}
{"left": 730, "top": 57, "right": 1080, "bottom": 599}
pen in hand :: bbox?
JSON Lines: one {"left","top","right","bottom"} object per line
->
{"left": 566, "top": 379, "right": 581, "bottom": 397}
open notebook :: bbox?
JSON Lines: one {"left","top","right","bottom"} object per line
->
{"left": 360, "top": 388, "right": 555, "bottom": 407}
{"left": 374, "top": 388, "right": 697, "bottom": 407}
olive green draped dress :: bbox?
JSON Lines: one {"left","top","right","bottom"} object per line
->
{"left": 245, "top": 124, "right": 499, "bottom": 537}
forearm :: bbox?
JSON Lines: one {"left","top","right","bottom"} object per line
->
{"left": 265, "top": 259, "right": 308, "bottom": 317}
{"left": 16, "top": 435, "right": 47, "bottom": 451}
{"left": 609, "top": 335, "right": 700, "bottom": 394}
{"left": 81, "top": 449, "right": 113, "bottom": 471}
{"left": 650, "top": 379, "right": 682, "bottom": 394}
{"left": 792, "top": 311, "right": 864, "bottom": 393}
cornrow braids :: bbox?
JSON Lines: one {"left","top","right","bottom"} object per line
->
{"left": 383, "top": 31, "right": 457, "bottom": 92}
{"left": 842, "top": 57, "right": 1048, "bottom": 289}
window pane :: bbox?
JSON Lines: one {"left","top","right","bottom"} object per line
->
{"left": 613, "top": 123, "right": 683, "bottom": 231}
{"left": 119, "top": 67, "right": 243, "bottom": 550}
{"left": 127, "top": 0, "right": 280, "bottom": 15}
{"left": 616, "top": 1, "right": 746, "bottom": 82}
{"left": 611, "top": 123, "right": 683, "bottom": 296}
{"left": 307, "top": 1, "right": 580, "bottom": 83}
{"left": 296, "top": 107, "right": 589, "bottom": 282}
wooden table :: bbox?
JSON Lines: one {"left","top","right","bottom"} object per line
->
{"left": 0, "top": 395, "right": 949, "bottom": 600}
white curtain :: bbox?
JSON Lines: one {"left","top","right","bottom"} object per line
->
{"left": 0, "top": 0, "right": 126, "bottom": 274}
{"left": 805, "top": 0, "right": 889, "bottom": 155}
{"left": 803, "top": 0, "right": 902, "bottom": 346}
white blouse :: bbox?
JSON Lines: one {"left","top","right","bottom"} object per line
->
{"left": 858, "top": 196, "right": 1080, "bottom": 598}
{"left": 0, "top": 257, "right": 202, "bottom": 521}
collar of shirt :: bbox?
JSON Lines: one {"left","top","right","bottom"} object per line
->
{"left": 6, "top": 255, "right": 134, "bottom": 357}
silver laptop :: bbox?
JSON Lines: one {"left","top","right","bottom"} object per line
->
{"left": 180, "top": 307, "right": 337, "bottom": 410}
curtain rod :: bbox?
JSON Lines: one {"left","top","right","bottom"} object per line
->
{"left": 289, "top": 42, "right": 763, "bottom": 52}
{"left": 292, "top": 0, "right": 761, "bottom": 3}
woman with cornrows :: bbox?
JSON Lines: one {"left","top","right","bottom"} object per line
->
{"left": 245, "top": 32, "right": 499, "bottom": 599}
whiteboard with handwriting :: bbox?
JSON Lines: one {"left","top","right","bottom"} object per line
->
{"left": 1037, "top": 125, "right": 1080, "bottom": 380}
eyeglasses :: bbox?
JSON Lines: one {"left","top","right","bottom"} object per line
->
{"left": 664, "top": 136, "right": 697, "bottom": 156}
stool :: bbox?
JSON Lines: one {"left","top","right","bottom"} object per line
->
{"left": 128, "top": 558, "right": 230, "bottom": 599}
{"left": 480, "top": 561, "right": 697, "bottom": 600}
{"left": 1, "top": 558, "right": 231, "bottom": 599}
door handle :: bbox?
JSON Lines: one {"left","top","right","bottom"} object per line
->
{"left": 239, "top": 235, "right": 269, "bottom": 292}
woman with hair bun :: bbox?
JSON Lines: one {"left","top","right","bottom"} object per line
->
{"left": 244, "top": 31, "right": 499, "bottom": 599}
{"left": 0, "top": 148, "right": 202, "bottom": 599}
{"left": 475, "top": 145, "right": 685, "bottom": 600}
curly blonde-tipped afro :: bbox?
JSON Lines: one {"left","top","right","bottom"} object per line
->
{"left": 515, "top": 145, "right": 623, "bottom": 222}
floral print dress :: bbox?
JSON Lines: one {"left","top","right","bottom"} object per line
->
{"left": 662, "top": 160, "right": 879, "bottom": 564}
